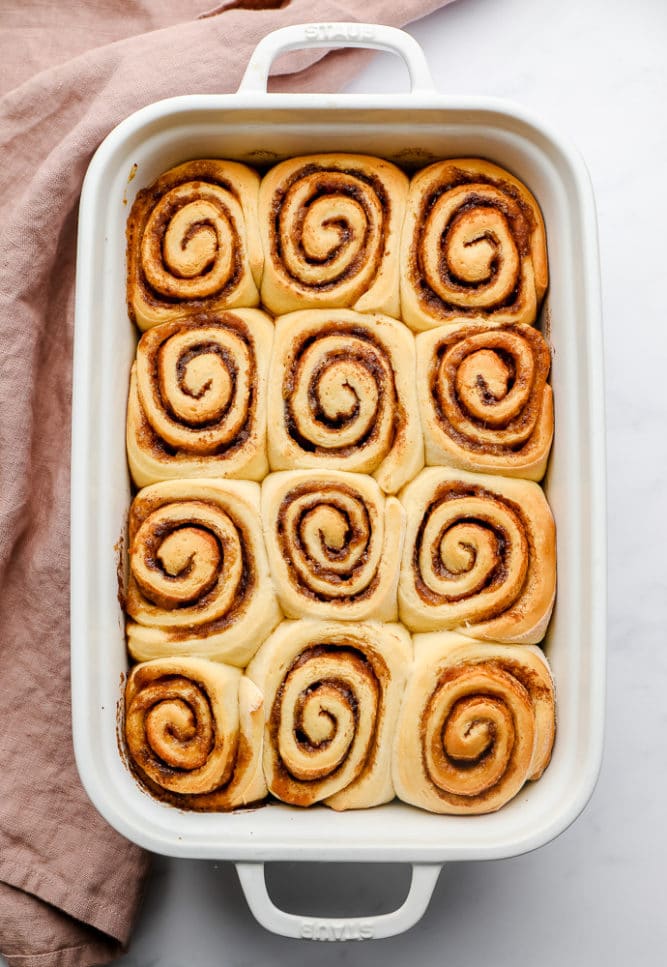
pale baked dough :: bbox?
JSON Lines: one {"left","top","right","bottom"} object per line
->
{"left": 416, "top": 322, "right": 554, "bottom": 480}
{"left": 393, "top": 632, "right": 555, "bottom": 814}
{"left": 120, "top": 155, "right": 559, "bottom": 817}
{"left": 124, "top": 657, "right": 267, "bottom": 809}
{"left": 261, "top": 470, "right": 406, "bottom": 622}
{"left": 127, "top": 159, "right": 262, "bottom": 330}
{"left": 125, "top": 479, "right": 282, "bottom": 666}
{"left": 246, "top": 619, "right": 412, "bottom": 810}
{"left": 258, "top": 154, "right": 408, "bottom": 316}
{"left": 400, "top": 158, "right": 548, "bottom": 331}
{"left": 398, "top": 467, "right": 556, "bottom": 643}
{"left": 266, "top": 309, "right": 424, "bottom": 494}
{"left": 126, "top": 309, "right": 273, "bottom": 487}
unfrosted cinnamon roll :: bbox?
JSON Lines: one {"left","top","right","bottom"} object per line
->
{"left": 258, "top": 154, "right": 408, "bottom": 317}
{"left": 262, "top": 470, "right": 405, "bottom": 622}
{"left": 126, "top": 309, "right": 273, "bottom": 487}
{"left": 267, "top": 309, "right": 423, "bottom": 494}
{"left": 125, "top": 479, "right": 281, "bottom": 666}
{"left": 401, "top": 159, "right": 548, "bottom": 331}
{"left": 398, "top": 468, "right": 556, "bottom": 643}
{"left": 393, "top": 632, "right": 555, "bottom": 814}
{"left": 416, "top": 323, "right": 553, "bottom": 480}
{"left": 127, "top": 160, "right": 262, "bottom": 330}
{"left": 246, "top": 620, "right": 411, "bottom": 810}
{"left": 124, "top": 657, "right": 267, "bottom": 810}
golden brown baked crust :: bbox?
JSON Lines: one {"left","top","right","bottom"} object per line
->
{"left": 261, "top": 470, "right": 405, "bottom": 622}
{"left": 246, "top": 619, "right": 411, "bottom": 810}
{"left": 416, "top": 322, "right": 554, "bottom": 480}
{"left": 258, "top": 154, "right": 408, "bottom": 316}
{"left": 267, "top": 309, "right": 424, "bottom": 494}
{"left": 398, "top": 467, "right": 556, "bottom": 643}
{"left": 126, "top": 309, "right": 273, "bottom": 486}
{"left": 124, "top": 657, "right": 267, "bottom": 810}
{"left": 125, "top": 479, "right": 281, "bottom": 666}
{"left": 126, "top": 159, "right": 262, "bottom": 330}
{"left": 400, "top": 158, "right": 548, "bottom": 331}
{"left": 393, "top": 632, "right": 555, "bottom": 814}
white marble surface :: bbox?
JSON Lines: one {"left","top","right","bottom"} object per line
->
{"left": 38, "top": 0, "right": 667, "bottom": 963}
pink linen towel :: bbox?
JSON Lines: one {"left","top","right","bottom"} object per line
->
{"left": 0, "top": 1, "right": 454, "bottom": 965}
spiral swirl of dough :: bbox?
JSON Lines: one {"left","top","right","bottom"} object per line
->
{"left": 268, "top": 310, "right": 423, "bottom": 494}
{"left": 401, "top": 159, "right": 548, "bottom": 331}
{"left": 417, "top": 324, "right": 553, "bottom": 479}
{"left": 287, "top": 329, "right": 394, "bottom": 454}
{"left": 414, "top": 489, "right": 528, "bottom": 624}
{"left": 127, "top": 310, "right": 273, "bottom": 486}
{"left": 127, "top": 160, "right": 262, "bottom": 330}
{"left": 125, "top": 480, "right": 281, "bottom": 666}
{"left": 259, "top": 155, "right": 408, "bottom": 316}
{"left": 139, "top": 322, "right": 253, "bottom": 454}
{"left": 262, "top": 471, "right": 405, "bottom": 622}
{"left": 124, "top": 657, "right": 267, "bottom": 809}
{"left": 393, "top": 634, "right": 555, "bottom": 814}
{"left": 398, "top": 468, "right": 556, "bottom": 644}
{"left": 274, "top": 645, "right": 380, "bottom": 793}
{"left": 128, "top": 499, "right": 246, "bottom": 626}
{"left": 246, "top": 620, "right": 411, "bottom": 809}
{"left": 141, "top": 185, "right": 239, "bottom": 299}
{"left": 424, "top": 663, "right": 534, "bottom": 805}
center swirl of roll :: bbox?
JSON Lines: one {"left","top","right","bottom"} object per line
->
{"left": 285, "top": 330, "right": 397, "bottom": 457}
{"left": 128, "top": 499, "right": 245, "bottom": 626}
{"left": 278, "top": 483, "right": 382, "bottom": 602}
{"left": 415, "top": 487, "right": 529, "bottom": 624}
{"left": 125, "top": 675, "right": 216, "bottom": 788}
{"left": 273, "top": 646, "right": 380, "bottom": 784}
{"left": 422, "top": 664, "right": 535, "bottom": 802}
{"left": 137, "top": 323, "right": 255, "bottom": 454}
{"left": 420, "top": 184, "right": 529, "bottom": 309}
{"left": 434, "top": 328, "right": 547, "bottom": 449}
{"left": 141, "top": 183, "right": 241, "bottom": 299}
{"left": 273, "top": 168, "right": 386, "bottom": 292}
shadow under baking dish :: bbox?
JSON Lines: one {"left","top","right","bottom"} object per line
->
{"left": 71, "top": 93, "right": 605, "bottom": 864}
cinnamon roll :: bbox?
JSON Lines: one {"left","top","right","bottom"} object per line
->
{"left": 416, "top": 323, "right": 554, "bottom": 480}
{"left": 401, "top": 159, "right": 548, "bottom": 331}
{"left": 246, "top": 620, "right": 411, "bottom": 810}
{"left": 393, "top": 632, "right": 555, "bottom": 814}
{"left": 125, "top": 479, "right": 281, "bottom": 666}
{"left": 262, "top": 470, "right": 405, "bottom": 622}
{"left": 267, "top": 309, "right": 423, "bottom": 494}
{"left": 398, "top": 467, "right": 556, "bottom": 643}
{"left": 124, "top": 657, "right": 267, "bottom": 810}
{"left": 126, "top": 309, "right": 273, "bottom": 487}
{"left": 126, "top": 160, "right": 262, "bottom": 330}
{"left": 258, "top": 154, "right": 408, "bottom": 316}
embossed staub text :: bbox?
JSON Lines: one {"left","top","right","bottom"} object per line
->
{"left": 304, "top": 23, "right": 376, "bottom": 43}
{"left": 299, "top": 919, "right": 375, "bottom": 941}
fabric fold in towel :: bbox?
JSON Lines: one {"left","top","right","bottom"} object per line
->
{"left": 0, "top": 1, "right": 455, "bottom": 964}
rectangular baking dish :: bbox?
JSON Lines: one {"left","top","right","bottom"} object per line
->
{"left": 71, "top": 23, "right": 606, "bottom": 940}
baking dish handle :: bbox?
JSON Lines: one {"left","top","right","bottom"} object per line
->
{"left": 235, "top": 861, "right": 442, "bottom": 940}
{"left": 238, "top": 22, "right": 436, "bottom": 96}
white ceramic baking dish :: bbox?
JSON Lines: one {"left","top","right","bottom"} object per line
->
{"left": 71, "top": 23, "right": 606, "bottom": 941}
